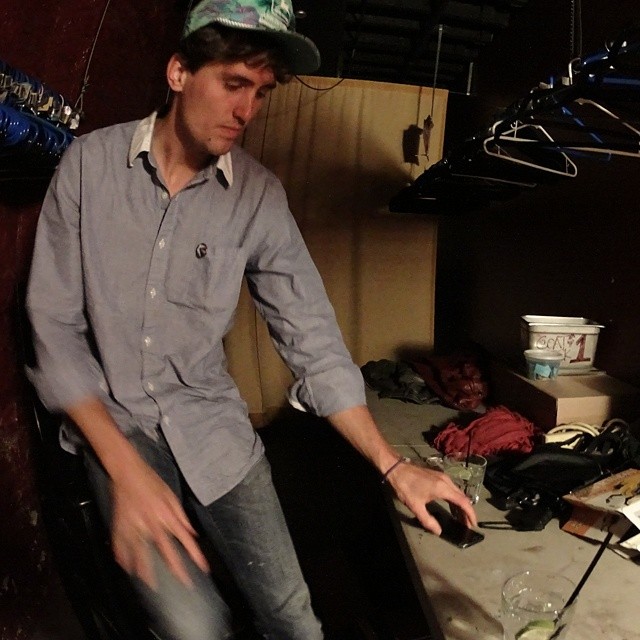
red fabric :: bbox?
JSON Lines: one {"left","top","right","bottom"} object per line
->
{"left": 412, "top": 353, "right": 488, "bottom": 411}
{"left": 433, "top": 405, "right": 543, "bottom": 457}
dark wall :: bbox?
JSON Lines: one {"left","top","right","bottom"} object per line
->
{"left": 0, "top": 2, "right": 184, "bottom": 637}
{"left": 436, "top": 0, "right": 640, "bottom": 386}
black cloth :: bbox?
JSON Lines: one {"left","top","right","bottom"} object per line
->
{"left": 361, "top": 359, "right": 438, "bottom": 405}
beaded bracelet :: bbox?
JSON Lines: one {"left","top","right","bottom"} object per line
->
{"left": 381, "top": 456, "right": 411, "bottom": 484}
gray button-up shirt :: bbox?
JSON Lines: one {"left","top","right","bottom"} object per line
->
{"left": 27, "top": 113, "right": 365, "bottom": 505}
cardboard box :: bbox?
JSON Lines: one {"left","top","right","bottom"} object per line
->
{"left": 489, "top": 361, "right": 640, "bottom": 431}
{"left": 561, "top": 469, "right": 640, "bottom": 559}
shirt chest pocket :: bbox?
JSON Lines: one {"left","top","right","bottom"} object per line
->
{"left": 165, "top": 245, "right": 247, "bottom": 312}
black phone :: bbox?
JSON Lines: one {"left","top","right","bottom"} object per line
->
{"left": 426, "top": 501, "right": 485, "bottom": 549}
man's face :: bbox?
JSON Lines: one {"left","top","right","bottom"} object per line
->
{"left": 168, "top": 56, "right": 277, "bottom": 157}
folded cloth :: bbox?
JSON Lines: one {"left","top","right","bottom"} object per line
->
{"left": 433, "top": 405, "right": 543, "bottom": 456}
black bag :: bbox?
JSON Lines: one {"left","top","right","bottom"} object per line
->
{"left": 483, "top": 421, "right": 640, "bottom": 531}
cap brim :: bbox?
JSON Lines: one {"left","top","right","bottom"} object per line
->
{"left": 258, "top": 29, "right": 321, "bottom": 75}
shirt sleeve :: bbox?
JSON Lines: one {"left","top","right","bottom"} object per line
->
{"left": 244, "top": 175, "right": 366, "bottom": 417}
{"left": 26, "top": 140, "right": 107, "bottom": 413}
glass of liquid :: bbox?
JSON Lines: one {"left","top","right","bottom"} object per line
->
{"left": 501, "top": 570, "right": 576, "bottom": 640}
{"left": 443, "top": 452, "right": 487, "bottom": 504}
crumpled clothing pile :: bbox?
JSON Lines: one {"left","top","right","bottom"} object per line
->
{"left": 433, "top": 405, "right": 543, "bottom": 456}
{"left": 412, "top": 351, "right": 488, "bottom": 411}
{"left": 361, "top": 359, "right": 438, "bottom": 405}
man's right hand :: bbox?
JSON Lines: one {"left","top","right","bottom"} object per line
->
{"left": 66, "top": 397, "right": 209, "bottom": 590}
{"left": 109, "top": 455, "right": 210, "bottom": 590}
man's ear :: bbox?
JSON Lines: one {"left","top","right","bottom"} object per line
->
{"left": 167, "top": 54, "right": 189, "bottom": 93}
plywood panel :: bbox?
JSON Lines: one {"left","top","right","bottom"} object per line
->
{"left": 229, "top": 77, "right": 447, "bottom": 413}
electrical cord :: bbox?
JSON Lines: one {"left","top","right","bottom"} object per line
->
{"left": 545, "top": 422, "right": 601, "bottom": 448}
{"left": 74, "top": 0, "right": 113, "bottom": 115}
{"left": 294, "top": 76, "right": 346, "bottom": 91}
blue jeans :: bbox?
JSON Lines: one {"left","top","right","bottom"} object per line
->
{"left": 83, "top": 426, "right": 324, "bottom": 640}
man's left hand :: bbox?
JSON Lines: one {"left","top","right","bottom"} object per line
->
{"left": 385, "top": 461, "right": 478, "bottom": 534}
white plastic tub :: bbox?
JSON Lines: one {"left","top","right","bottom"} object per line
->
{"left": 520, "top": 315, "right": 604, "bottom": 371}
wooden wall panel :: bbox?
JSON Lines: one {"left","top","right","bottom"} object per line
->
{"left": 230, "top": 77, "right": 447, "bottom": 414}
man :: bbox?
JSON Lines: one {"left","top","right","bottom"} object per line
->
{"left": 27, "top": 1, "right": 477, "bottom": 638}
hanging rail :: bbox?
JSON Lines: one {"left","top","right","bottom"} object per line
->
{"left": 0, "top": 60, "right": 79, "bottom": 175}
{"left": 390, "top": 26, "right": 640, "bottom": 214}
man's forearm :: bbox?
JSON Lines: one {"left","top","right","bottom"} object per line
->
{"left": 327, "top": 404, "right": 402, "bottom": 477}
{"left": 327, "top": 403, "right": 478, "bottom": 531}
{"left": 65, "top": 396, "right": 210, "bottom": 587}
{"left": 65, "top": 396, "right": 143, "bottom": 483}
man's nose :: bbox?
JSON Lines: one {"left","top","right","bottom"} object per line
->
{"left": 233, "top": 93, "right": 258, "bottom": 125}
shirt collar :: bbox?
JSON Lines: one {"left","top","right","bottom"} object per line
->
{"left": 127, "top": 111, "right": 234, "bottom": 187}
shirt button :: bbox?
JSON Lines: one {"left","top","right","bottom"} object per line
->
{"left": 158, "top": 238, "right": 166, "bottom": 249}
{"left": 146, "top": 382, "right": 155, "bottom": 391}
{"left": 149, "top": 287, "right": 157, "bottom": 298}
{"left": 195, "top": 243, "right": 208, "bottom": 259}
{"left": 144, "top": 336, "right": 152, "bottom": 347}
{"left": 161, "top": 191, "right": 168, "bottom": 200}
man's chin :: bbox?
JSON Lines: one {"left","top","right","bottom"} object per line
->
{"left": 210, "top": 139, "right": 236, "bottom": 156}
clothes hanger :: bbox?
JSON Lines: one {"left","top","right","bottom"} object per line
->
{"left": 483, "top": 121, "right": 579, "bottom": 179}
{"left": 389, "top": 25, "right": 640, "bottom": 214}
{"left": 443, "top": 136, "right": 540, "bottom": 188}
{"left": 486, "top": 95, "right": 640, "bottom": 163}
{"left": 0, "top": 60, "right": 76, "bottom": 170}
{"left": 488, "top": 26, "right": 640, "bottom": 148}
{"left": 539, "top": 98, "right": 640, "bottom": 158}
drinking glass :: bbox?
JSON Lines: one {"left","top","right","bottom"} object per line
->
{"left": 501, "top": 570, "right": 576, "bottom": 640}
{"left": 443, "top": 452, "right": 487, "bottom": 504}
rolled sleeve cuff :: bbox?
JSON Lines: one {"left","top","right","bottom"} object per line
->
{"left": 26, "top": 359, "right": 105, "bottom": 415}
{"left": 287, "top": 362, "right": 366, "bottom": 417}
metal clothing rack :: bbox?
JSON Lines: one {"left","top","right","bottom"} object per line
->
{"left": 390, "top": 26, "right": 640, "bottom": 214}
{"left": 0, "top": 60, "right": 79, "bottom": 179}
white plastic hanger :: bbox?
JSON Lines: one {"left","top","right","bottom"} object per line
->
{"left": 483, "top": 120, "right": 579, "bottom": 178}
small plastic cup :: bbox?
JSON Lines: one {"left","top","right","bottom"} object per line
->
{"left": 524, "top": 349, "right": 563, "bottom": 380}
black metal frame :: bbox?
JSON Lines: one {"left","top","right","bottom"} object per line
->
{"left": 30, "top": 396, "right": 155, "bottom": 640}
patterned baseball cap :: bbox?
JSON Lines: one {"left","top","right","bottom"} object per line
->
{"left": 183, "top": 0, "right": 320, "bottom": 74}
